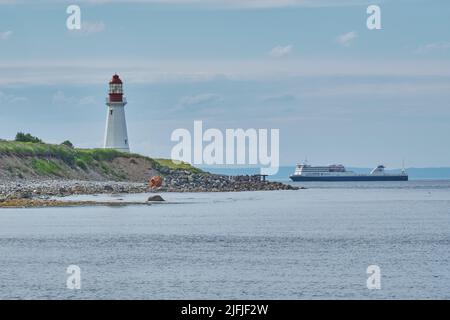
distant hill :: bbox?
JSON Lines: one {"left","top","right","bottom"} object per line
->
{"left": 0, "top": 140, "right": 201, "bottom": 182}
{"left": 201, "top": 165, "right": 450, "bottom": 181}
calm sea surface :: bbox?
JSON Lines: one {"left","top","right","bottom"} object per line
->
{"left": 0, "top": 180, "right": 449, "bottom": 299}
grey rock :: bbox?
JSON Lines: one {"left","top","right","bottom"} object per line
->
{"left": 147, "top": 195, "right": 165, "bottom": 202}
{"left": 18, "top": 192, "right": 32, "bottom": 199}
{"left": 104, "top": 185, "right": 114, "bottom": 192}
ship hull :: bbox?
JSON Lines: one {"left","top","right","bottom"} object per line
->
{"left": 290, "top": 175, "right": 408, "bottom": 182}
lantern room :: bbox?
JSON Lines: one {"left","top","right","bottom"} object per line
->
{"left": 108, "top": 74, "right": 124, "bottom": 102}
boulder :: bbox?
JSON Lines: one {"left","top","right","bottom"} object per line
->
{"left": 17, "top": 192, "right": 32, "bottom": 199}
{"left": 59, "top": 187, "right": 68, "bottom": 194}
{"left": 104, "top": 185, "right": 114, "bottom": 192}
{"left": 147, "top": 195, "right": 165, "bottom": 202}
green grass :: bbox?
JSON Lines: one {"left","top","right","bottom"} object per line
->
{"left": 154, "top": 158, "right": 203, "bottom": 174}
{"left": 0, "top": 141, "right": 76, "bottom": 164}
{"left": 0, "top": 141, "right": 139, "bottom": 166}
{"left": 0, "top": 140, "right": 202, "bottom": 175}
{"left": 31, "top": 159, "right": 62, "bottom": 176}
{"left": 76, "top": 148, "right": 135, "bottom": 162}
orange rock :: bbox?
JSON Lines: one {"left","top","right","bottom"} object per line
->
{"left": 149, "top": 176, "right": 163, "bottom": 188}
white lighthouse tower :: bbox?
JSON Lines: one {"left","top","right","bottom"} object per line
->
{"left": 104, "top": 74, "right": 130, "bottom": 152}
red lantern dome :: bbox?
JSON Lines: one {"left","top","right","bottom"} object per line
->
{"left": 108, "top": 74, "right": 123, "bottom": 102}
{"left": 109, "top": 74, "right": 123, "bottom": 85}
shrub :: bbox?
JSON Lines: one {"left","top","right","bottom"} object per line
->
{"left": 15, "top": 132, "right": 42, "bottom": 143}
{"left": 61, "top": 140, "right": 74, "bottom": 148}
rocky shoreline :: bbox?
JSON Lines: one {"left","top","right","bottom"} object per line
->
{"left": 0, "top": 198, "right": 153, "bottom": 208}
{"left": 0, "top": 172, "right": 299, "bottom": 202}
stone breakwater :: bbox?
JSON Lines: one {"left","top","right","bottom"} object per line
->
{"left": 0, "top": 172, "right": 299, "bottom": 201}
{"left": 155, "top": 171, "right": 298, "bottom": 192}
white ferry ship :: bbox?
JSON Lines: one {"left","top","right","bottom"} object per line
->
{"left": 290, "top": 163, "right": 408, "bottom": 182}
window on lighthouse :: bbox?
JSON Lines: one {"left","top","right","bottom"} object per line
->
{"left": 109, "top": 84, "right": 122, "bottom": 94}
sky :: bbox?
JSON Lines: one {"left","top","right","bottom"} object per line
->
{"left": 0, "top": 0, "right": 450, "bottom": 168}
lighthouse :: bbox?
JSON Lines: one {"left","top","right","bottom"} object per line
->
{"left": 104, "top": 74, "right": 130, "bottom": 153}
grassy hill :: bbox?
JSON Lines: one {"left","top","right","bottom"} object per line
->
{"left": 0, "top": 140, "right": 201, "bottom": 182}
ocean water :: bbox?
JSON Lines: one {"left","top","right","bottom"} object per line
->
{"left": 0, "top": 180, "right": 449, "bottom": 299}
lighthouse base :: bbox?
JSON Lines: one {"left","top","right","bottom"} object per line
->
{"left": 104, "top": 101, "right": 130, "bottom": 153}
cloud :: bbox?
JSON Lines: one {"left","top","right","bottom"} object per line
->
{"left": 52, "top": 90, "right": 96, "bottom": 106}
{"left": 179, "top": 93, "right": 223, "bottom": 107}
{"left": 0, "top": 30, "right": 12, "bottom": 40}
{"left": 415, "top": 41, "right": 450, "bottom": 54}
{"left": 52, "top": 90, "right": 75, "bottom": 105}
{"left": 2, "top": 58, "right": 450, "bottom": 86}
{"left": 262, "top": 93, "right": 297, "bottom": 104}
{"left": 336, "top": 31, "right": 357, "bottom": 47}
{"left": 78, "top": 96, "right": 97, "bottom": 105}
{"left": 173, "top": 93, "right": 224, "bottom": 116}
{"left": 0, "top": 91, "right": 28, "bottom": 104}
{"left": 268, "top": 45, "right": 293, "bottom": 58}
{"left": 300, "top": 82, "right": 450, "bottom": 98}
